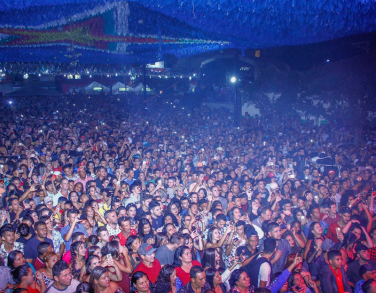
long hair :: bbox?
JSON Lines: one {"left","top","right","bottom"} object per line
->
{"left": 10, "top": 264, "right": 29, "bottom": 284}
{"left": 8, "top": 250, "right": 23, "bottom": 269}
{"left": 173, "top": 245, "right": 190, "bottom": 267}
{"left": 131, "top": 271, "right": 149, "bottom": 293}
{"left": 85, "top": 255, "right": 100, "bottom": 276}
{"left": 202, "top": 248, "right": 216, "bottom": 268}
{"left": 138, "top": 218, "right": 152, "bottom": 238}
{"left": 156, "top": 264, "right": 175, "bottom": 283}
{"left": 287, "top": 272, "right": 300, "bottom": 290}
{"left": 70, "top": 240, "right": 85, "bottom": 280}
{"left": 126, "top": 235, "right": 140, "bottom": 252}
{"left": 89, "top": 266, "right": 109, "bottom": 293}
{"left": 101, "top": 240, "right": 120, "bottom": 260}
{"left": 307, "top": 222, "right": 322, "bottom": 240}
{"left": 207, "top": 227, "right": 219, "bottom": 244}
{"left": 182, "top": 234, "right": 197, "bottom": 261}
{"left": 205, "top": 267, "right": 217, "bottom": 289}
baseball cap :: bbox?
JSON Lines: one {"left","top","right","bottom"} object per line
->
{"left": 246, "top": 228, "right": 259, "bottom": 238}
{"left": 328, "top": 170, "right": 335, "bottom": 175}
{"left": 268, "top": 173, "right": 275, "bottom": 178}
{"left": 44, "top": 197, "right": 53, "bottom": 204}
{"left": 359, "top": 264, "right": 376, "bottom": 277}
{"left": 321, "top": 239, "right": 336, "bottom": 252}
{"left": 138, "top": 243, "right": 156, "bottom": 256}
{"left": 270, "top": 182, "right": 279, "bottom": 190}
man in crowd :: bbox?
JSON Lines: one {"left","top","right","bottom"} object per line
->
{"left": 133, "top": 243, "right": 162, "bottom": 284}
{"left": 155, "top": 232, "right": 184, "bottom": 265}
{"left": 177, "top": 266, "right": 210, "bottom": 293}
{"left": 24, "top": 221, "right": 54, "bottom": 263}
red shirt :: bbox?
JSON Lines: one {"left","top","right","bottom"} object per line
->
{"left": 329, "top": 265, "right": 345, "bottom": 293}
{"left": 117, "top": 229, "right": 137, "bottom": 246}
{"left": 320, "top": 213, "right": 341, "bottom": 226}
{"left": 133, "top": 258, "right": 161, "bottom": 284}
{"left": 326, "top": 222, "right": 341, "bottom": 243}
{"left": 175, "top": 260, "right": 202, "bottom": 286}
{"left": 33, "top": 257, "right": 44, "bottom": 271}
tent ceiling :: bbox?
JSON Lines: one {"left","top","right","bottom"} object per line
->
{"left": 0, "top": 0, "right": 375, "bottom": 65}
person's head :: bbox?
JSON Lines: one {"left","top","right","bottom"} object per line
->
{"left": 328, "top": 250, "right": 343, "bottom": 269}
{"left": 52, "top": 260, "right": 73, "bottom": 288}
{"left": 71, "top": 240, "right": 86, "bottom": 258}
{"left": 89, "top": 266, "right": 111, "bottom": 290}
{"left": 42, "top": 252, "right": 58, "bottom": 269}
{"left": 169, "top": 232, "right": 184, "bottom": 249}
{"left": 207, "top": 227, "right": 221, "bottom": 243}
{"left": 138, "top": 218, "right": 152, "bottom": 237}
{"left": 34, "top": 221, "right": 47, "bottom": 238}
{"left": 11, "top": 265, "right": 34, "bottom": 286}
{"left": 190, "top": 266, "right": 206, "bottom": 288}
{"left": 8, "top": 250, "right": 25, "bottom": 269}
{"left": 104, "top": 210, "right": 118, "bottom": 225}
{"left": 359, "top": 264, "right": 376, "bottom": 282}
{"left": 131, "top": 271, "right": 150, "bottom": 293}
{"left": 263, "top": 238, "right": 277, "bottom": 255}
{"left": 0, "top": 224, "right": 15, "bottom": 245}
{"left": 150, "top": 201, "right": 162, "bottom": 217}
{"left": 356, "top": 244, "right": 371, "bottom": 261}
{"left": 229, "top": 269, "right": 250, "bottom": 289}
{"left": 126, "top": 235, "right": 141, "bottom": 252}
{"left": 260, "top": 207, "right": 272, "bottom": 221}
{"left": 287, "top": 272, "right": 305, "bottom": 291}
{"left": 97, "top": 226, "right": 110, "bottom": 243}
{"left": 118, "top": 216, "right": 131, "bottom": 234}
{"left": 75, "top": 282, "right": 91, "bottom": 293}
{"left": 138, "top": 243, "right": 157, "bottom": 264}
{"left": 267, "top": 222, "right": 282, "bottom": 240}
{"left": 202, "top": 248, "right": 217, "bottom": 268}
{"left": 37, "top": 241, "right": 53, "bottom": 257}
{"left": 308, "top": 205, "right": 320, "bottom": 221}
{"left": 362, "top": 279, "right": 376, "bottom": 293}
{"left": 205, "top": 268, "right": 222, "bottom": 289}
{"left": 173, "top": 245, "right": 192, "bottom": 266}
{"left": 339, "top": 207, "right": 352, "bottom": 225}
{"left": 156, "top": 264, "right": 177, "bottom": 285}
{"left": 308, "top": 222, "right": 324, "bottom": 239}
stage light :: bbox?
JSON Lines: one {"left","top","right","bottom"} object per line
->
{"left": 230, "top": 76, "right": 236, "bottom": 83}
{"left": 326, "top": 59, "right": 330, "bottom": 62}
{"left": 90, "top": 75, "right": 92, "bottom": 78}
{"left": 189, "top": 76, "right": 192, "bottom": 80}
{"left": 8, "top": 101, "right": 12, "bottom": 105}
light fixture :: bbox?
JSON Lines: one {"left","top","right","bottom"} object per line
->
{"left": 326, "top": 59, "right": 330, "bottom": 62}
{"left": 189, "top": 76, "right": 192, "bottom": 80}
{"left": 230, "top": 76, "right": 236, "bottom": 83}
{"left": 8, "top": 101, "right": 12, "bottom": 105}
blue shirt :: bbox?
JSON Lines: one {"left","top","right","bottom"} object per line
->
{"left": 61, "top": 223, "right": 88, "bottom": 251}
{"left": 303, "top": 220, "right": 329, "bottom": 237}
{"left": 355, "top": 279, "right": 365, "bottom": 293}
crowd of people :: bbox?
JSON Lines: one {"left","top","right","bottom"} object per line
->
{"left": 0, "top": 93, "right": 376, "bottom": 293}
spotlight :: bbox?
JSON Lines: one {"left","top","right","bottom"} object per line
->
{"left": 189, "top": 76, "right": 192, "bottom": 80}
{"left": 90, "top": 75, "right": 92, "bottom": 78}
{"left": 230, "top": 76, "right": 236, "bottom": 83}
{"left": 8, "top": 101, "right": 12, "bottom": 105}
{"left": 326, "top": 59, "right": 330, "bottom": 62}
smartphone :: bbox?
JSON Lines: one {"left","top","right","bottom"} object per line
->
{"left": 294, "top": 286, "right": 303, "bottom": 291}
{"left": 106, "top": 254, "right": 112, "bottom": 260}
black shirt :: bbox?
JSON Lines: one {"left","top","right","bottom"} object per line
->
{"left": 236, "top": 245, "right": 258, "bottom": 260}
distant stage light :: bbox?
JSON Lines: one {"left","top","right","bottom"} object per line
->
{"left": 230, "top": 76, "right": 236, "bottom": 83}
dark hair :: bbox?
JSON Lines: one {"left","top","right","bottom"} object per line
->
{"left": 101, "top": 240, "right": 120, "bottom": 259}
{"left": 118, "top": 216, "right": 131, "bottom": 226}
{"left": 362, "top": 279, "right": 376, "bottom": 293}
{"left": 202, "top": 248, "right": 216, "bottom": 268}
{"left": 75, "top": 282, "right": 91, "bottom": 293}
{"left": 17, "top": 223, "right": 30, "bottom": 237}
{"left": 52, "top": 260, "right": 70, "bottom": 278}
{"left": 0, "top": 224, "right": 15, "bottom": 237}
{"left": 131, "top": 271, "right": 149, "bottom": 293}
{"left": 266, "top": 222, "right": 279, "bottom": 235}
{"left": 87, "top": 245, "right": 101, "bottom": 258}
{"left": 287, "top": 272, "right": 300, "bottom": 291}
{"left": 34, "top": 221, "right": 47, "bottom": 231}
{"left": 156, "top": 264, "right": 175, "bottom": 283}
{"left": 126, "top": 235, "right": 140, "bottom": 251}
{"left": 173, "top": 245, "right": 190, "bottom": 267}
{"left": 328, "top": 249, "right": 342, "bottom": 261}
{"left": 138, "top": 218, "right": 152, "bottom": 238}
{"left": 97, "top": 226, "right": 108, "bottom": 237}
{"left": 71, "top": 241, "right": 86, "bottom": 279}
{"left": 89, "top": 266, "right": 109, "bottom": 290}
{"left": 87, "top": 235, "right": 99, "bottom": 246}
{"left": 227, "top": 207, "right": 241, "bottom": 222}
{"left": 11, "top": 264, "right": 30, "bottom": 284}
{"left": 182, "top": 234, "right": 197, "bottom": 261}
{"left": 307, "top": 222, "right": 322, "bottom": 240}
{"left": 163, "top": 213, "right": 179, "bottom": 227}
{"left": 155, "top": 232, "right": 168, "bottom": 249}
{"left": 8, "top": 250, "right": 23, "bottom": 269}
{"left": 263, "top": 238, "right": 277, "bottom": 254}
{"left": 85, "top": 255, "right": 100, "bottom": 276}
{"left": 37, "top": 241, "right": 51, "bottom": 256}
{"left": 254, "top": 289, "right": 272, "bottom": 293}
{"left": 207, "top": 227, "right": 219, "bottom": 244}
{"left": 190, "top": 265, "right": 204, "bottom": 279}
{"left": 205, "top": 267, "right": 218, "bottom": 289}
{"left": 229, "top": 269, "right": 247, "bottom": 287}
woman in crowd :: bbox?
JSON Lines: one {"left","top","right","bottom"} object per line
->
{"left": 36, "top": 251, "right": 58, "bottom": 287}
{"left": 70, "top": 240, "right": 87, "bottom": 281}
{"left": 89, "top": 266, "right": 123, "bottom": 293}
{"left": 11, "top": 264, "right": 45, "bottom": 293}
{"left": 173, "top": 245, "right": 202, "bottom": 286}
{"left": 228, "top": 269, "right": 254, "bottom": 293}
{"left": 126, "top": 235, "right": 141, "bottom": 270}
{"left": 131, "top": 272, "right": 154, "bottom": 293}
{"left": 155, "top": 264, "right": 177, "bottom": 293}
{"left": 205, "top": 267, "right": 227, "bottom": 293}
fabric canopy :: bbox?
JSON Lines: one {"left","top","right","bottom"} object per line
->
{"left": 4, "top": 84, "right": 63, "bottom": 96}
{"left": 0, "top": 1, "right": 375, "bottom": 64}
